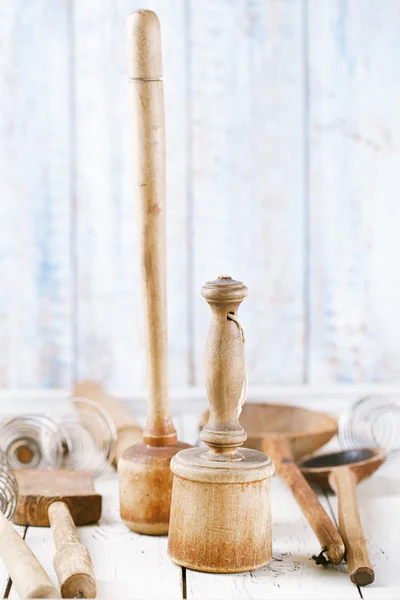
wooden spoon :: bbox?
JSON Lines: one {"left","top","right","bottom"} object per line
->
{"left": 300, "top": 447, "right": 387, "bottom": 586}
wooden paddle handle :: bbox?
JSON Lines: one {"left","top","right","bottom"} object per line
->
{"left": 0, "top": 510, "right": 59, "bottom": 598}
{"left": 73, "top": 380, "right": 142, "bottom": 465}
{"left": 330, "top": 467, "right": 374, "bottom": 586}
{"left": 49, "top": 501, "right": 97, "bottom": 598}
{"left": 126, "top": 9, "right": 176, "bottom": 447}
{"left": 264, "top": 437, "right": 345, "bottom": 565}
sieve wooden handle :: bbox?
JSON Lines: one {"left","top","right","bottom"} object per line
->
{"left": 49, "top": 501, "right": 97, "bottom": 598}
{"left": 73, "top": 380, "right": 142, "bottom": 465}
{"left": 264, "top": 437, "right": 345, "bottom": 565}
{"left": 126, "top": 9, "right": 176, "bottom": 447}
{"left": 330, "top": 467, "right": 374, "bottom": 586}
{"left": 0, "top": 510, "right": 59, "bottom": 598}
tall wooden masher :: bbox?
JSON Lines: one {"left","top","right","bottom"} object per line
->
{"left": 118, "top": 9, "right": 190, "bottom": 535}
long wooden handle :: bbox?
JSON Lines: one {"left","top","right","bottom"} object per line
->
{"left": 330, "top": 467, "right": 374, "bottom": 586}
{"left": 0, "top": 510, "right": 59, "bottom": 598}
{"left": 126, "top": 9, "right": 176, "bottom": 447}
{"left": 48, "top": 501, "right": 97, "bottom": 598}
{"left": 73, "top": 381, "right": 142, "bottom": 464}
{"left": 264, "top": 437, "right": 345, "bottom": 565}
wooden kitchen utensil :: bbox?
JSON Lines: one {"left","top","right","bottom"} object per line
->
{"left": 168, "top": 277, "right": 275, "bottom": 573}
{"left": 73, "top": 380, "right": 142, "bottom": 466}
{"left": 0, "top": 453, "right": 59, "bottom": 599}
{"left": 201, "top": 402, "right": 345, "bottom": 564}
{"left": 118, "top": 9, "right": 190, "bottom": 535}
{"left": 13, "top": 469, "right": 101, "bottom": 598}
{"left": 0, "top": 400, "right": 116, "bottom": 477}
{"left": 300, "top": 447, "right": 386, "bottom": 585}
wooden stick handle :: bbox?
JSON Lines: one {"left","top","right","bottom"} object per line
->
{"left": 73, "top": 381, "right": 142, "bottom": 465}
{"left": 48, "top": 501, "right": 97, "bottom": 598}
{"left": 330, "top": 467, "right": 374, "bottom": 586}
{"left": 0, "top": 510, "right": 59, "bottom": 598}
{"left": 126, "top": 9, "right": 176, "bottom": 446}
{"left": 264, "top": 437, "right": 345, "bottom": 565}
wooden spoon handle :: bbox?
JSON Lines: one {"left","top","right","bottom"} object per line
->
{"left": 264, "top": 437, "right": 345, "bottom": 565}
{"left": 49, "top": 501, "right": 97, "bottom": 598}
{"left": 330, "top": 467, "right": 374, "bottom": 586}
{"left": 126, "top": 9, "right": 176, "bottom": 446}
{"left": 0, "top": 510, "right": 59, "bottom": 598}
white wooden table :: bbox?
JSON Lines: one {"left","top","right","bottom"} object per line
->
{"left": 0, "top": 389, "right": 399, "bottom": 599}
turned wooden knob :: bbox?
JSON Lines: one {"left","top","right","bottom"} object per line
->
{"left": 200, "top": 276, "right": 248, "bottom": 457}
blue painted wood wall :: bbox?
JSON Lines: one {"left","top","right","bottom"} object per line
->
{"left": 1, "top": 0, "right": 399, "bottom": 388}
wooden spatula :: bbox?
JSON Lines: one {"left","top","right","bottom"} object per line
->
{"left": 13, "top": 470, "right": 101, "bottom": 598}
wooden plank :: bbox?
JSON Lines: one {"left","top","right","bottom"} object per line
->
{"left": 14, "top": 473, "right": 183, "bottom": 600}
{"left": 189, "top": 0, "right": 306, "bottom": 386}
{"left": 0, "top": 0, "right": 72, "bottom": 386}
{"left": 308, "top": 0, "right": 400, "bottom": 382}
{"left": 186, "top": 475, "right": 357, "bottom": 599}
{"left": 74, "top": 0, "right": 189, "bottom": 389}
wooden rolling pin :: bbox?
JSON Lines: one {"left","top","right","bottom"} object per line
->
{"left": 73, "top": 380, "right": 142, "bottom": 466}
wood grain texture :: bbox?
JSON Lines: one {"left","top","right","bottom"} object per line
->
{"left": 2, "top": 0, "right": 400, "bottom": 389}
{"left": 0, "top": 0, "right": 72, "bottom": 387}
{"left": 74, "top": 0, "right": 189, "bottom": 390}
{"left": 13, "top": 469, "right": 101, "bottom": 527}
{"left": 308, "top": 0, "right": 400, "bottom": 383}
{"left": 189, "top": 0, "right": 306, "bottom": 385}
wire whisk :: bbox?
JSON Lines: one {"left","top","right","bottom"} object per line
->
{"left": 0, "top": 398, "right": 117, "bottom": 477}
{"left": 0, "top": 450, "right": 18, "bottom": 519}
{"left": 0, "top": 415, "right": 65, "bottom": 470}
{"left": 61, "top": 397, "right": 117, "bottom": 478}
{"left": 339, "top": 395, "right": 400, "bottom": 463}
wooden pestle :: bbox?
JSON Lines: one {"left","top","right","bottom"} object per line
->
{"left": 168, "top": 277, "right": 275, "bottom": 572}
{"left": 118, "top": 9, "right": 190, "bottom": 535}
{"left": 0, "top": 511, "right": 59, "bottom": 598}
{"left": 73, "top": 380, "right": 142, "bottom": 465}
